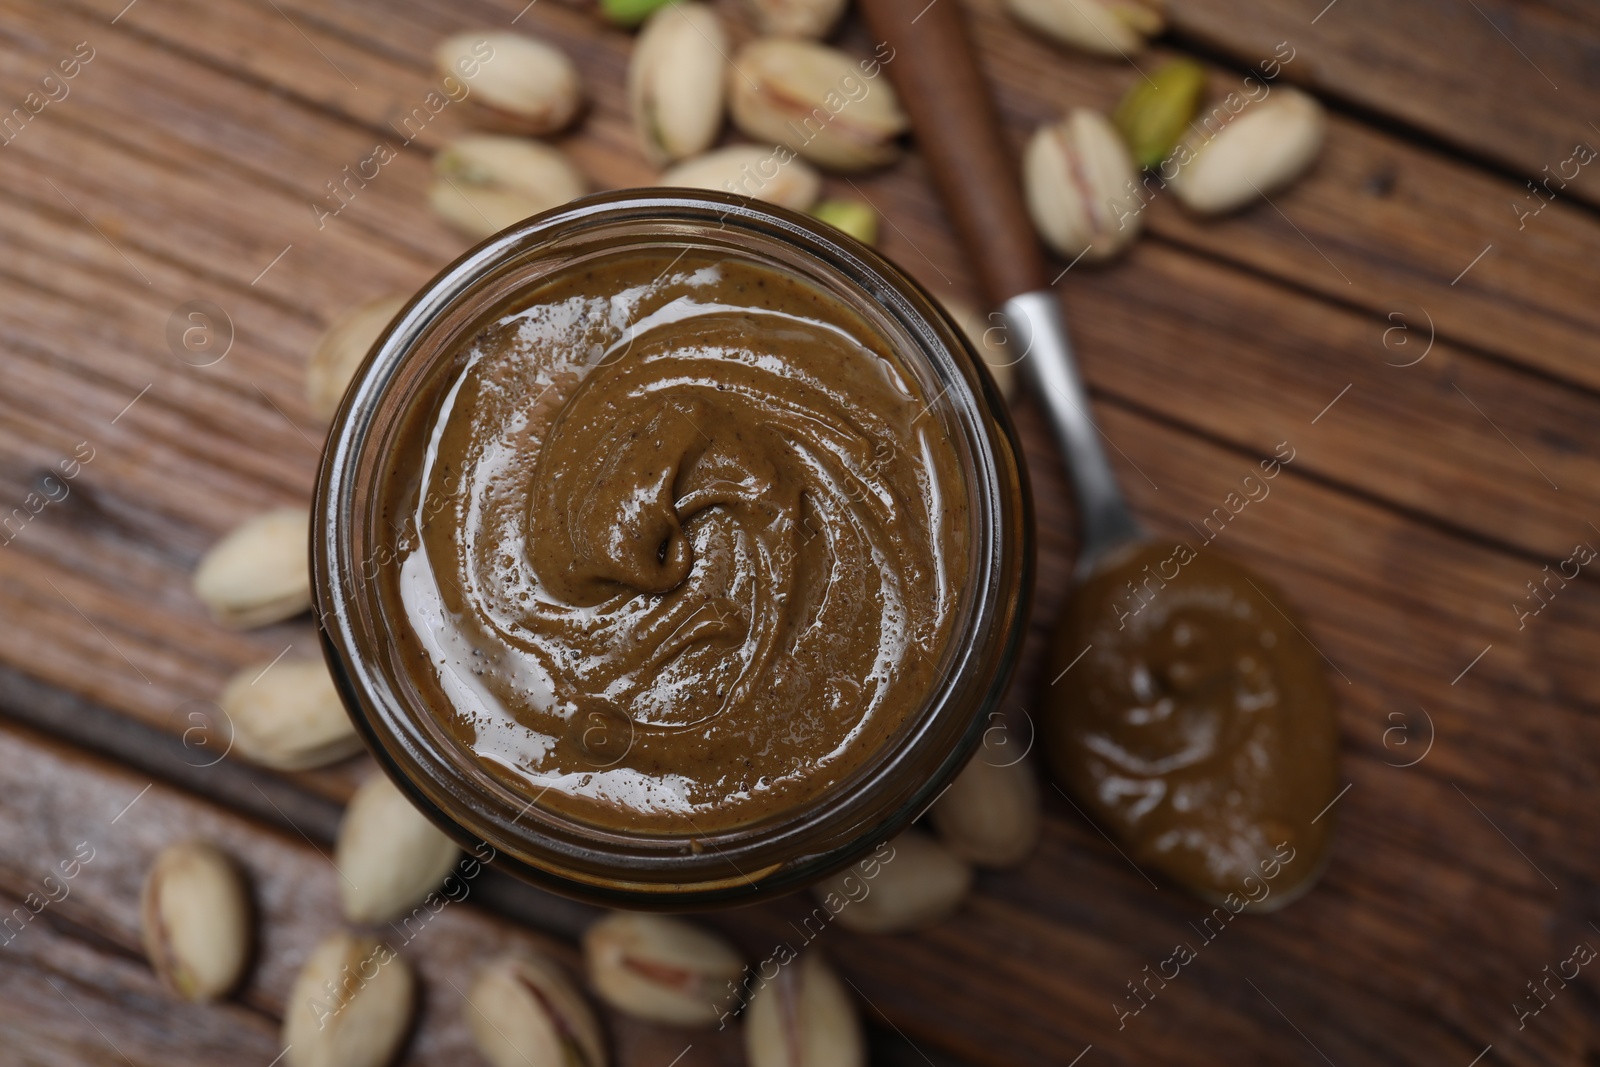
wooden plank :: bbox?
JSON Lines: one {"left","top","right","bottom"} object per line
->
{"left": 37, "top": 0, "right": 1600, "bottom": 391}
{"left": 0, "top": 2, "right": 1594, "bottom": 1065}
{"left": 2, "top": 195, "right": 1594, "bottom": 743}
{"left": 1160, "top": 0, "right": 1600, "bottom": 212}
{"left": 0, "top": 1, "right": 1581, "bottom": 571}
{"left": 700, "top": 397, "right": 1600, "bottom": 1066}
{"left": 0, "top": 0, "right": 1587, "bottom": 793}
{"left": 0, "top": 888, "right": 283, "bottom": 1066}
{"left": 0, "top": 719, "right": 745, "bottom": 1066}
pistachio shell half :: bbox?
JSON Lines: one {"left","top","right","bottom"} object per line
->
{"left": 745, "top": 952, "right": 865, "bottom": 1067}
{"left": 941, "top": 297, "right": 1017, "bottom": 401}
{"left": 583, "top": 912, "right": 744, "bottom": 1026}
{"left": 1168, "top": 87, "right": 1326, "bottom": 215}
{"left": 430, "top": 136, "right": 587, "bottom": 240}
{"left": 335, "top": 774, "right": 462, "bottom": 924}
{"left": 140, "top": 840, "right": 252, "bottom": 1002}
{"left": 660, "top": 144, "right": 822, "bottom": 211}
{"left": 436, "top": 31, "right": 582, "bottom": 135}
{"left": 219, "top": 658, "right": 363, "bottom": 771}
{"left": 1005, "top": 0, "right": 1164, "bottom": 56}
{"left": 744, "top": 0, "right": 849, "bottom": 39}
{"left": 467, "top": 950, "right": 607, "bottom": 1067}
{"left": 192, "top": 508, "right": 311, "bottom": 629}
{"left": 284, "top": 932, "right": 414, "bottom": 1067}
{"left": 728, "top": 40, "right": 908, "bottom": 172}
{"left": 630, "top": 3, "right": 727, "bottom": 165}
{"left": 814, "top": 831, "right": 971, "bottom": 934}
{"left": 306, "top": 295, "right": 406, "bottom": 422}
{"left": 930, "top": 753, "right": 1042, "bottom": 868}
{"left": 1023, "top": 107, "right": 1144, "bottom": 262}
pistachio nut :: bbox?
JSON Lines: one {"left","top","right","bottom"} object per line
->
{"left": 930, "top": 753, "right": 1041, "bottom": 868}
{"left": 744, "top": 0, "right": 849, "bottom": 39}
{"left": 630, "top": 3, "right": 727, "bottom": 165}
{"left": 602, "top": 0, "right": 675, "bottom": 27}
{"left": 140, "top": 840, "right": 251, "bottom": 1002}
{"left": 219, "top": 658, "right": 362, "bottom": 771}
{"left": 815, "top": 830, "right": 970, "bottom": 934}
{"left": 745, "top": 952, "right": 864, "bottom": 1067}
{"left": 306, "top": 295, "right": 405, "bottom": 422}
{"left": 193, "top": 508, "right": 311, "bottom": 629}
{"left": 941, "top": 297, "right": 1016, "bottom": 401}
{"left": 583, "top": 912, "right": 744, "bottom": 1026}
{"left": 728, "top": 40, "right": 908, "bottom": 172}
{"left": 1168, "top": 87, "right": 1326, "bottom": 215}
{"left": 1005, "top": 0, "right": 1164, "bottom": 56}
{"left": 1114, "top": 58, "right": 1206, "bottom": 168}
{"left": 436, "top": 31, "right": 582, "bottom": 135}
{"left": 467, "top": 950, "right": 607, "bottom": 1067}
{"left": 430, "top": 135, "right": 587, "bottom": 240}
{"left": 810, "top": 199, "right": 878, "bottom": 244}
{"left": 335, "top": 774, "right": 462, "bottom": 924}
{"left": 1023, "top": 108, "right": 1143, "bottom": 262}
{"left": 284, "top": 932, "right": 414, "bottom": 1067}
{"left": 660, "top": 144, "right": 822, "bottom": 211}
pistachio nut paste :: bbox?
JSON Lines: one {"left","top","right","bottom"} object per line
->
{"left": 379, "top": 251, "right": 968, "bottom": 833}
{"left": 1045, "top": 542, "right": 1339, "bottom": 904}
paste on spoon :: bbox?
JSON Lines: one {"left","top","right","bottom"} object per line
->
{"left": 1045, "top": 541, "right": 1339, "bottom": 905}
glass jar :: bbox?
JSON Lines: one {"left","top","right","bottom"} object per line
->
{"left": 313, "top": 190, "right": 1032, "bottom": 908}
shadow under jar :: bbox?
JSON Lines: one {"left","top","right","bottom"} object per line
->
{"left": 314, "top": 191, "right": 1032, "bottom": 908}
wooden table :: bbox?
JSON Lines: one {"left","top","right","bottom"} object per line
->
{"left": 1, "top": 0, "right": 1597, "bottom": 1063}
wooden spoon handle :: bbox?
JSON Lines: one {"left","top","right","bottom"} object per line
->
{"left": 858, "top": 0, "right": 1047, "bottom": 305}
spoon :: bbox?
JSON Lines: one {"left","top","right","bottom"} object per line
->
{"left": 859, "top": 0, "right": 1340, "bottom": 907}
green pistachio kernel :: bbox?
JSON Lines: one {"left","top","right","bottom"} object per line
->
{"left": 601, "top": 0, "right": 676, "bottom": 28}
{"left": 1113, "top": 59, "right": 1207, "bottom": 169}
{"left": 810, "top": 199, "right": 879, "bottom": 245}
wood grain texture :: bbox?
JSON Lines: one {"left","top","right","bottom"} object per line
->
{"left": 0, "top": 0, "right": 1596, "bottom": 1064}
{"left": 1163, "top": 0, "right": 1600, "bottom": 209}
{"left": 0, "top": 720, "right": 745, "bottom": 1066}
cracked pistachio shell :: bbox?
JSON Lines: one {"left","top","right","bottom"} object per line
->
{"left": 468, "top": 950, "right": 607, "bottom": 1067}
{"left": 306, "top": 295, "right": 406, "bottom": 422}
{"left": 140, "top": 840, "right": 251, "bottom": 1002}
{"left": 1023, "top": 108, "right": 1144, "bottom": 263}
{"left": 219, "top": 658, "right": 362, "bottom": 771}
{"left": 1005, "top": 0, "right": 1164, "bottom": 56}
{"left": 745, "top": 952, "right": 864, "bottom": 1067}
{"left": 630, "top": 3, "right": 727, "bottom": 165}
{"left": 335, "top": 774, "right": 462, "bottom": 924}
{"left": 728, "top": 39, "right": 908, "bottom": 172}
{"left": 814, "top": 830, "right": 971, "bottom": 934}
{"left": 941, "top": 297, "right": 1017, "bottom": 401}
{"left": 930, "top": 751, "right": 1042, "bottom": 868}
{"left": 430, "top": 136, "right": 587, "bottom": 240}
{"left": 583, "top": 912, "right": 744, "bottom": 1026}
{"left": 436, "top": 31, "right": 582, "bottom": 135}
{"left": 192, "top": 508, "right": 311, "bottom": 629}
{"left": 744, "top": 0, "right": 849, "bottom": 39}
{"left": 1168, "top": 87, "right": 1326, "bottom": 215}
{"left": 660, "top": 144, "right": 822, "bottom": 211}
{"left": 284, "top": 933, "right": 414, "bottom": 1067}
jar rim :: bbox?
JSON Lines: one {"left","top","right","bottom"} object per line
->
{"left": 313, "top": 189, "right": 1033, "bottom": 908}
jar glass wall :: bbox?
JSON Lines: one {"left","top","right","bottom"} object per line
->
{"left": 313, "top": 190, "right": 1032, "bottom": 908}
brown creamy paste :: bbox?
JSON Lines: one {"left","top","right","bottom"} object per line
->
{"left": 1045, "top": 542, "right": 1339, "bottom": 904}
{"left": 378, "top": 251, "right": 968, "bottom": 834}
